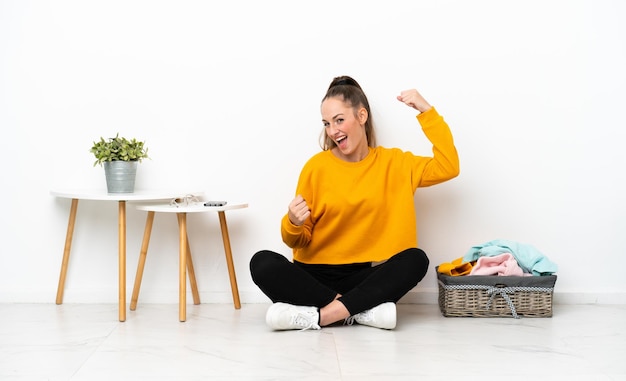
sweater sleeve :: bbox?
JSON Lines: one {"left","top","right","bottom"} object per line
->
{"left": 280, "top": 213, "right": 312, "bottom": 249}
{"left": 416, "top": 107, "right": 460, "bottom": 187}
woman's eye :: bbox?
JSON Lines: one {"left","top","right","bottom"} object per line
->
{"left": 336, "top": 119, "right": 343, "bottom": 124}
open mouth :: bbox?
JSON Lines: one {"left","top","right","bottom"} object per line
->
{"left": 336, "top": 136, "right": 347, "bottom": 148}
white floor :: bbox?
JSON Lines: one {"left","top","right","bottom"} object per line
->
{"left": 0, "top": 303, "right": 625, "bottom": 381}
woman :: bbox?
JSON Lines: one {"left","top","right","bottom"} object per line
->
{"left": 250, "top": 76, "right": 459, "bottom": 330}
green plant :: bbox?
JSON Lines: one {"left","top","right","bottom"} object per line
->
{"left": 90, "top": 133, "right": 149, "bottom": 166}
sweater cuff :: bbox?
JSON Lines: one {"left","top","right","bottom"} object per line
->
{"left": 281, "top": 214, "right": 302, "bottom": 235}
{"left": 416, "top": 106, "right": 439, "bottom": 124}
{"left": 416, "top": 107, "right": 442, "bottom": 129}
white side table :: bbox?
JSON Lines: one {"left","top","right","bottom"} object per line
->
{"left": 50, "top": 189, "right": 201, "bottom": 322}
{"left": 131, "top": 201, "right": 248, "bottom": 322}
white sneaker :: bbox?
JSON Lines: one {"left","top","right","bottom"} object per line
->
{"left": 266, "top": 302, "right": 321, "bottom": 331}
{"left": 345, "top": 302, "right": 396, "bottom": 330}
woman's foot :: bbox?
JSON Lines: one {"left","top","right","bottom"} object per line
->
{"left": 345, "top": 302, "right": 396, "bottom": 329}
{"left": 265, "top": 302, "right": 321, "bottom": 331}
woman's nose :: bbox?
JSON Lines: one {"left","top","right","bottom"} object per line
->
{"left": 327, "top": 123, "right": 338, "bottom": 135}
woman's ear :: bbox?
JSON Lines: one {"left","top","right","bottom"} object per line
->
{"left": 358, "top": 107, "right": 368, "bottom": 124}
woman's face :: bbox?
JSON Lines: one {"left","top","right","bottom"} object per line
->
{"left": 321, "top": 97, "right": 369, "bottom": 162}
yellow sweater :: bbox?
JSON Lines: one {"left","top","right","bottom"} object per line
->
{"left": 281, "top": 107, "right": 459, "bottom": 265}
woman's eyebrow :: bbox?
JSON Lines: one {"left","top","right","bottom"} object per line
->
{"left": 322, "top": 113, "right": 344, "bottom": 123}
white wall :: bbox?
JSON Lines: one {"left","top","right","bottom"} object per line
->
{"left": 1, "top": 0, "right": 625, "bottom": 305}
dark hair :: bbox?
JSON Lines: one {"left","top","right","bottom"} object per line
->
{"left": 320, "top": 76, "right": 376, "bottom": 150}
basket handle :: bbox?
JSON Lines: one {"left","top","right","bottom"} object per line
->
{"left": 486, "top": 286, "right": 519, "bottom": 319}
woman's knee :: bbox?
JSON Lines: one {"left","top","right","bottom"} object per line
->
{"left": 411, "top": 247, "right": 430, "bottom": 267}
{"left": 397, "top": 248, "right": 430, "bottom": 281}
{"left": 249, "top": 250, "right": 286, "bottom": 283}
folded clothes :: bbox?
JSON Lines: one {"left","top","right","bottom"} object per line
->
{"left": 469, "top": 253, "right": 526, "bottom": 276}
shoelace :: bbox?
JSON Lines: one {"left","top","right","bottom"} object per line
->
{"left": 344, "top": 309, "right": 371, "bottom": 326}
{"left": 344, "top": 316, "right": 357, "bottom": 326}
{"left": 292, "top": 312, "right": 321, "bottom": 331}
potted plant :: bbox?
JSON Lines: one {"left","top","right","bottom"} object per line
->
{"left": 90, "top": 133, "right": 149, "bottom": 193}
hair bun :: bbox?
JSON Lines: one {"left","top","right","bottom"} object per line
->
{"left": 329, "top": 76, "right": 361, "bottom": 90}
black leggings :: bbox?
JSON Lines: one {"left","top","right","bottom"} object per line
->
{"left": 249, "top": 248, "right": 429, "bottom": 315}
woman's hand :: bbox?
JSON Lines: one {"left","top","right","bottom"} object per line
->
{"left": 288, "top": 195, "right": 311, "bottom": 226}
{"left": 397, "top": 89, "right": 432, "bottom": 113}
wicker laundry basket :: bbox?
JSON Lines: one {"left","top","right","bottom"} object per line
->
{"left": 436, "top": 268, "right": 557, "bottom": 318}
